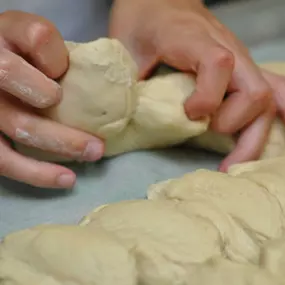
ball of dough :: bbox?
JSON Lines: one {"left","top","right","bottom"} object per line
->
{"left": 44, "top": 39, "right": 138, "bottom": 138}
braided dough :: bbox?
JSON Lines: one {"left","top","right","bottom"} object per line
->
{"left": 3, "top": 38, "right": 285, "bottom": 284}
{"left": 14, "top": 38, "right": 285, "bottom": 161}
{"left": 2, "top": 156, "right": 285, "bottom": 284}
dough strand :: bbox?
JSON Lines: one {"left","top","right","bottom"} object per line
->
{"left": 13, "top": 38, "right": 285, "bottom": 162}
{"left": 3, "top": 38, "right": 285, "bottom": 284}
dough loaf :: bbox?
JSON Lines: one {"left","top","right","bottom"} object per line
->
{"left": 14, "top": 38, "right": 285, "bottom": 161}
{"left": 2, "top": 156, "right": 285, "bottom": 284}
{"left": 4, "top": 38, "right": 285, "bottom": 284}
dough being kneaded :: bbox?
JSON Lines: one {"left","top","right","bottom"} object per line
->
{"left": 15, "top": 37, "right": 285, "bottom": 162}
{"left": 15, "top": 38, "right": 208, "bottom": 161}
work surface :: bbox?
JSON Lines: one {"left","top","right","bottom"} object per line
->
{"left": 1, "top": 0, "right": 285, "bottom": 238}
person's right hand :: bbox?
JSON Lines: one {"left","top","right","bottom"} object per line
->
{"left": 0, "top": 11, "right": 104, "bottom": 189}
{"left": 109, "top": 0, "right": 275, "bottom": 171}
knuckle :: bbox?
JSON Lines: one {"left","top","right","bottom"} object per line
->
{"left": 211, "top": 47, "right": 234, "bottom": 68}
{"left": 212, "top": 123, "right": 232, "bottom": 134}
{"left": 0, "top": 51, "right": 13, "bottom": 81}
{"left": 158, "top": 38, "right": 175, "bottom": 58}
{"left": 203, "top": 99, "right": 220, "bottom": 114}
{"left": 211, "top": 115, "right": 233, "bottom": 134}
{"left": 5, "top": 113, "right": 32, "bottom": 141}
{"left": 27, "top": 20, "right": 56, "bottom": 53}
{"left": 248, "top": 84, "right": 272, "bottom": 104}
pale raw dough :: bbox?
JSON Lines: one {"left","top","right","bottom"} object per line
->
{"left": 14, "top": 39, "right": 208, "bottom": 161}
{"left": 14, "top": 38, "right": 285, "bottom": 162}
{"left": 0, "top": 225, "right": 137, "bottom": 285}
{"left": 5, "top": 38, "right": 285, "bottom": 284}
{"left": 2, "top": 157, "right": 285, "bottom": 284}
{"left": 47, "top": 39, "right": 138, "bottom": 138}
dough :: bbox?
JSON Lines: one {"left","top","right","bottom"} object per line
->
{"left": 0, "top": 225, "right": 137, "bottom": 285}
{"left": 2, "top": 156, "right": 285, "bottom": 284}
{"left": 15, "top": 39, "right": 208, "bottom": 161}
{"left": 14, "top": 38, "right": 285, "bottom": 161}
{"left": 147, "top": 157, "right": 285, "bottom": 262}
{"left": 5, "top": 38, "right": 285, "bottom": 284}
{"left": 187, "top": 257, "right": 281, "bottom": 285}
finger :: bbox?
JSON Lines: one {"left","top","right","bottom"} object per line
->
{"left": 158, "top": 34, "right": 234, "bottom": 120}
{"left": 184, "top": 46, "right": 234, "bottom": 120}
{"left": 0, "top": 48, "right": 61, "bottom": 108}
{"left": 0, "top": 10, "right": 68, "bottom": 79}
{"left": 108, "top": 0, "right": 158, "bottom": 80}
{"left": 126, "top": 44, "right": 157, "bottom": 80}
{"left": 211, "top": 60, "right": 272, "bottom": 134}
{"left": 211, "top": 86, "right": 271, "bottom": 134}
{"left": 219, "top": 101, "right": 276, "bottom": 172}
{"left": 136, "top": 53, "right": 158, "bottom": 80}
{"left": 261, "top": 69, "right": 285, "bottom": 121}
{"left": 0, "top": 135, "right": 76, "bottom": 189}
{"left": 110, "top": 35, "right": 158, "bottom": 79}
{"left": 0, "top": 94, "right": 104, "bottom": 162}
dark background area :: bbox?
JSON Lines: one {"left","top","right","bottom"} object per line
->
{"left": 205, "top": 0, "right": 241, "bottom": 6}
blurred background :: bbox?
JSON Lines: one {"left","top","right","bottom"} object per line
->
{"left": 207, "top": 0, "right": 285, "bottom": 61}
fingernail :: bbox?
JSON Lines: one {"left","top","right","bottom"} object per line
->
{"left": 188, "top": 113, "right": 201, "bottom": 120}
{"left": 57, "top": 173, "right": 75, "bottom": 188}
{"left": 184, "top": 103, "right": 199, "bottom": 120}
{"left": 82, "top": 140, "right": 104, "bottom": 161}
{"left": 185, "top": 105, "right": 208, "bottom": 120}
{"left": 187, "top": 111, "right": 205, "bottom": 121}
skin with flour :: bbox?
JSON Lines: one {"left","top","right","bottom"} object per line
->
{"left": 14, "top": 38, "right": 285, "bottom": 164}
{"left": 0, "top": 11, "right": 105, "bottom": 189}
{"left": 0, "top": 3, "right": 284, "bottom": 188}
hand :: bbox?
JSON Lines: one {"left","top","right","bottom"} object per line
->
{"left": 262, "top": 69, "right": 285, "bottom": 121}
{"left": 109, "top": 0, "right": 275, "bottom": 170}
{"left": 0, "top": 11, "right": 104, "bottom": 189}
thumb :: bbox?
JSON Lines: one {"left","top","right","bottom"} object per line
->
{"left": 122, "top": 39, "right": 158, "bottom": 80}
{"left": 133, "top": 51, "right": 158, "bottom": 80}
{"left": 108, "top": 11, "right": 157, "bottom": 79}
{"left": 109, "top": 32, "right": 157, "bottom": 79}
